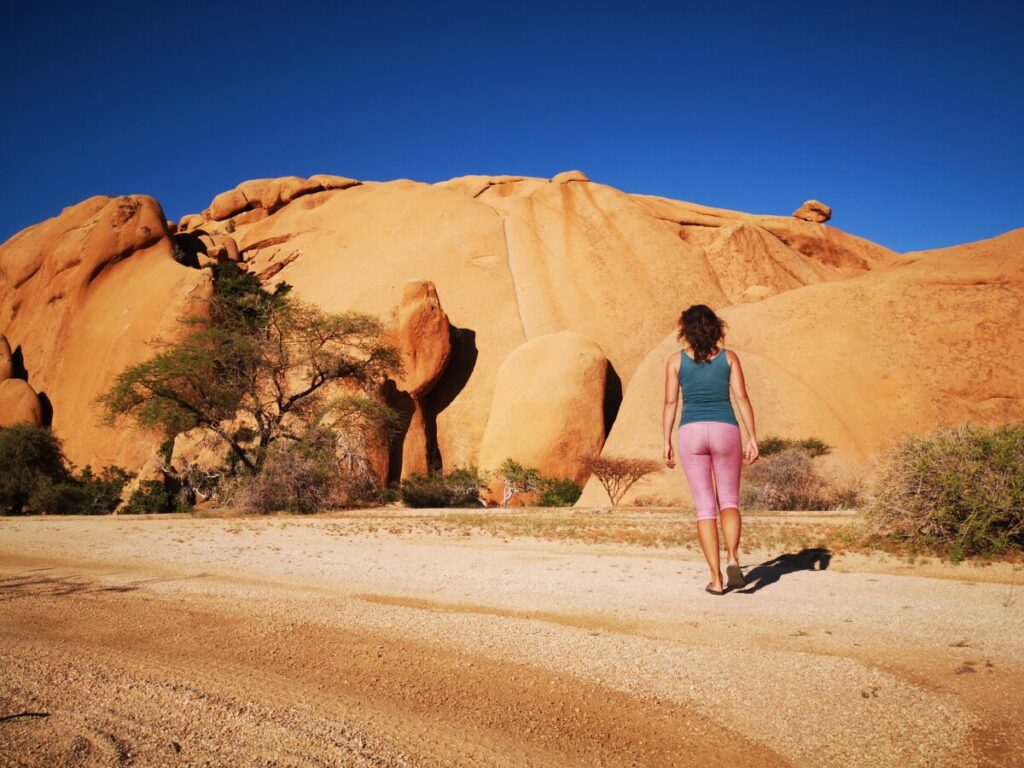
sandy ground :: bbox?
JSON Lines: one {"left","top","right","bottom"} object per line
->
{"left": 1, "top": 513, "right": 1022, "bottom": 768}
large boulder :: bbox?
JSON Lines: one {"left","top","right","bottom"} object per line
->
{"left": 793, "top": 200, "right": 832, "bottom": 223}
{"left": 551, "top": 169, "right": 590, "bottom": 183}
{"left": 309, "top": 174, "right": 360, "bottom": 190}
{"left": 0, "top": 379, "right": 42, "bottom": 427}
{"left": 170, "top": 427, "right": 231, "bottom": 476}
{"left": 389, "top": 280, "right": 452, "bottom": 478}
{"left": 392, "top": 280, "right": 451, "bottom": 397}
{"left": 209, "top": 188, "right": 250, "bottom": 221}
{"left": 0, "top": 333, "right": 43, "bottom": 427}
{"left": 478, "top": 331, "right": 609, "bottom": 485}
{"left": 0, "top": 194, "right": 212, "bottom": 471}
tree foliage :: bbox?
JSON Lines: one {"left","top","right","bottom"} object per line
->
{"left": 0, "top": 425, "right": 71, "bottom": 514}
{"left": 99, "top": 263, "right": 402, "bottom": 477}
{"left": 496, "top": 458, "right": 545, "bottom": 507}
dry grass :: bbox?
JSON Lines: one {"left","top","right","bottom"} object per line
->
{"left": 179, "top": 501, "right": 1023, "bottom": 563}
{"left": 254, "top": 506, "right": 870, "bottom": 554}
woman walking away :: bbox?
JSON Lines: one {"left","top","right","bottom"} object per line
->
{"left": 662, "top": 305, "right": 758, "bottom": 595}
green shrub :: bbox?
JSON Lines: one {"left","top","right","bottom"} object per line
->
{"left": 0, "top": 427, "right": 134, "bottom": 514}
{"left": 443, "top": 466, "right": 489, "bottom": 507}
{"left": 495, "top": 459, "right": 544, "bottom": 507}
{"left": 538, "top": 478, "right": 583, "bottom": 507}
{"left": 759, "top": 435, "right": 832, "bottom": 458}
{"left": 399, "top": 474, "right": 451, "bottom": 507}
{"left": 28, "top": 478, "right": 90, "bottom": 515}
{"left": 0, "top": 424, "right": 69, "bottom": 514}
{"left": 400, "top": 466, "right": 487, "bottom": 508}
{"left": 865, "top": 423, "right": 1024, "bottom": 560}
{"left": 76, "top": 465, "right": 134, "bottom": 514}
{"left": 122, "top": 480, "right": 178, "bottom": 514}
{"left": 494, "top": 459, "right": 584, "bottom": 508}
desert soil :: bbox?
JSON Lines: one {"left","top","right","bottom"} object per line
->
{"left": 1, "top": 511, "right": 1022, "bottom": 768}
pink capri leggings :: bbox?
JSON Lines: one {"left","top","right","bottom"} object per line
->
{"left": 677, "top": 422, "right": 742, "bottom": 520}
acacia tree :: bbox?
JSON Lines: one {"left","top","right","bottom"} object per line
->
{"left": 580, "top": 455, "right": 662, "bottom": 506}
{"left": 100, "top": 263, "right": 402, "bottom": 476}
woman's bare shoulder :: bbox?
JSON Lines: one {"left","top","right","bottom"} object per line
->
{"left": 666, "top": 349, "right": 682, "bottom": 368}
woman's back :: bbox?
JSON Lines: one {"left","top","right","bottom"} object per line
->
{"left": 677, "top": 348, "right": 738, "bottom": 426}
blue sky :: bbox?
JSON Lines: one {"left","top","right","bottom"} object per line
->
{"left": 1, "top": 1, "right": 1021, "bottom": 251}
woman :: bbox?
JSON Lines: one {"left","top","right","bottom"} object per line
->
{"left": 662, "top": 305, "right": 758, "bottom": 595}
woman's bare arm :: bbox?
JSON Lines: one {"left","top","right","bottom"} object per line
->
{"left": 662, "top": 353, "right": 680, "bottom": 467}
{"left": 727, "top": 350, "right": 759, "bottom": 464}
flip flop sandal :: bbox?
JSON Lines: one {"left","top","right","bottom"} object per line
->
{"left": 705, "top": 585, "right": 727, "bottom": 596}
{"left": 726, "top": 564, "right": 746, "bottom": 589}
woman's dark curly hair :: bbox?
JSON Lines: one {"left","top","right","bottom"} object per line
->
{"left": 677, "top": 305, "right": 726, "bottom": 364}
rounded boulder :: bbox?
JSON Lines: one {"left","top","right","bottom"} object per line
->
{"left": 793, "top": 200, "right": 832, "bottom": 223}
{"left": 0, "top": 379, "right": 43, "bottom": 427}
{"left": 393, "top": 280, "right": 451, "bottom": 398}
{"left": 478, "top": 331, "right": 608, "bottom": 484}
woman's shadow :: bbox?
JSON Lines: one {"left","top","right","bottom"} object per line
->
{"left": 735, "top": 547, "right": 831, "bottom": 593}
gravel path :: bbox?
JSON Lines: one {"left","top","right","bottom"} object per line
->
{"left": 1, "top": 515, "right": 1021, "bottom": 767}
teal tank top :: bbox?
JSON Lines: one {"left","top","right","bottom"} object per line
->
{"left": 678, "top": 348, "right": 739, "bottom": 427}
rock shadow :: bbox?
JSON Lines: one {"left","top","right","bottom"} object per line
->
{"left": 422, "top": 325, "right": 477, "bottom": 473}
{"left": 603, "top": 362, "right": 622, "bottom": 436}
{"left": 10, "top": 346, "right": 28, "bottom": 381}
{"left": 0, "top": 571, "right": 205, "bottom": 601}
{"left": 37, "top": 392, "right": 53, "bottom": 427}
{"left": 735, "top": 547, "right": 831, "bottom": 594}
{"left": 170, "top": 231, "right": 206, "bottom": 269}
{"left": 383, "top": 383, "right": 415, "bottom": 484}
{"left": 426, "top": 326, "right": 478, "bottom": 416}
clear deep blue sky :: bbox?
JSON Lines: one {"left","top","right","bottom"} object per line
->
{"left": 1, "top": 1, "right": 1021, "bottom": 252}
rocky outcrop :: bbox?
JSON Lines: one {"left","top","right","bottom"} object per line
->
{"left": 0, "top": 195, "right": 212, "bottom": 469}
{"left": 577, "top": 227, "right": 1024, "bottom": 506}
{"left": 551, "top": 169, "right": 590, "bottom": 183}
{"left": 8, "top": 170, "right": 1015, "bottom": 498}
{"left": 478, "top": 332, "right": 609, "bottom": 488}
{"left": 200, "top": 174, "right": 363, "bottom": 223}
{"left": 197, "top": 174, "right": 896, "bottom": 474}
{"left": 388, "top": 280, "right": 452, "bottom": 478}
{"left": 793, "top": 200, "right": 832, "bottom": 223}
{"left": 196, "top": 234, "right": 241, "bottom": 266}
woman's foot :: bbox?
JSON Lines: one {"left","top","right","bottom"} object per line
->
{"left": 706, "top": 573, "right": 726, "bottom": 595}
